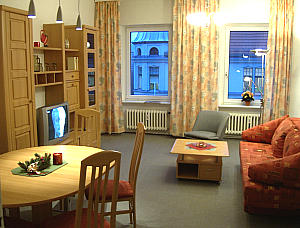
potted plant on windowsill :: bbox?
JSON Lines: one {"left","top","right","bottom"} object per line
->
{"left": 241, "top": 91, "right": 254, "bottom": 106}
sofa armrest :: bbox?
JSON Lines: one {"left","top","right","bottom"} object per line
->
{"left": 242, "top": 115, "right": 289, "bottom": 144}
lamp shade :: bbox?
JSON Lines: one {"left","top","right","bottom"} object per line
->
{"left": 28, "top": 0, "right": 36, "bottom": 18}
{"left": 76, "top": 14, "right": 82, "bottom": 30}
{"left": 56, "top": 5, "right": 63, "bottom": 23}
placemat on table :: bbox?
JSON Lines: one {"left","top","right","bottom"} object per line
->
{"left": 11, "top": 161, "right": 68, "bottom": 177}
{"left": 186, "top": 143, "right": 216, "bottom": 151}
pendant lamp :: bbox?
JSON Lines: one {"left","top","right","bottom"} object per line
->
{"left": 76, "top": 0, "right": 82, "bottom": 30}
{"left": 28, "top": 0, "right": 36, "bottom": 18}
{"left": 56, "top": 0, "right": 63, "bottom": 23}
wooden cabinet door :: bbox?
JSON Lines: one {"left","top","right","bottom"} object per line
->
{"left": 66, "top": 81, "right": 80, "bottom": 111}
{"left": 6, "top": 12, "right": 36, "bottom": 150}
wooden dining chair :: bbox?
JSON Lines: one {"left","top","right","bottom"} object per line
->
{"left": 41, "top": 150, "right": 121, "bottom": 228}
{"left": 86, "top": 122, "right": 145, "bottom": 228}
{"left": 74, "top": 109, "right": 101, "bottom": 148}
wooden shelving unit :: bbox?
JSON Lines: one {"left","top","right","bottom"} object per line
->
{"left": 33, "top": 47, "right": 62, "bottom": 51}
{"left": 65, "top": 25, "right": 99, "bottom": 110}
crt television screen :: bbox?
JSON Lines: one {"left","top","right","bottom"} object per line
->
{"left": 47, "top": 105, "right": 68, "bottom": 140}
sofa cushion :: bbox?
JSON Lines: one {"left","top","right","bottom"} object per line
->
{"left": 283, "top": 128, "right": 300, "bottom": 157}
{"left": 242, "top": 115, "right": 289, "bottom": 144}
{"left": 271, "top": 118, "right": 295, "bottom": 158}
{"left": 239, "top": 141, "right": 275, "bottom": 187}
{"left": 248, "top": 153, "right": 300, "bottom": 189}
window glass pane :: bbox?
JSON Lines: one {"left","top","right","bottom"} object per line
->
{"left": 87, "top": 33, "right": 95, "bottom": 49}
{"left": 130, "top": 31, "right": 168, "bottom": 96}
{"left": 88, "top": 53, "right": 95, "bottom": 68}
{"left": 88, "top": 90, "right": 95, "bottom": 106}
{"left": 228, "top": 31, "right": 268, "bottom": 100}
{"left": 88, "top": 72, "right": 95, "bottom": 87}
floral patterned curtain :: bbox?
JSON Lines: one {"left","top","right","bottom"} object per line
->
{"left": 263, "top": 0, "right": 294, "bottom": 122}
{"left": 95, "top": 1, "right": 125, "bottom": 134}
{"left": 170, "top": 0, "right": 219, "bottom": 136}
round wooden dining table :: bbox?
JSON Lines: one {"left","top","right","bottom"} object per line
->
{"left": 0, "top": 145, "right": 105, "bottom": 223}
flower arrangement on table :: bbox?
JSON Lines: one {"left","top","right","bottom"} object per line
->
{"left": 241, "top": 91, "right": 254, "bottom": 105}
{"left": 17, "top": 153, "right": 51, "bottom": 175}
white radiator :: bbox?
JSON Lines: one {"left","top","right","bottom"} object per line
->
{"left": 126, "top": 109, "right": 168, "bottom": 131}
{"left": 226, "top": 113, "right": 260, "bottom": 135}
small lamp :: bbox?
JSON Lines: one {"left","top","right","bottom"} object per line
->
{"left": 28, "top": 0, "right": 36, "bottom": 19}
{"left": 56, "top": 0, "right": 63, "bottom": 23}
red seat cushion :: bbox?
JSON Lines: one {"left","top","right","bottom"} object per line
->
{"left": 283, "top": 128, "right": 300, "bottom": 157}
{"left": 42, "top": 208, "right": 110, "bottom": 228}
{"left": 271, "top": 118, "right": 295, "bottom": 158}
{"left": 85, "top": 180, "right": 134, "bottom": 200}
{"left": 242, "top": 115, "right": 289, "bottom": 144}
{"left": 248, "top": 153, "right": 300, "bottom": 189}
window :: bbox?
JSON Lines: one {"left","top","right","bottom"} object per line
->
{"left": 150, "top": 47, "right": 159, "bottom": 56}
{"left": 125, "top": 25, "right": 171, "bottom": 102}
{"left": 223, "top": 25, "right": 268, "bottom": 104}
{"left": 138, "top": 66, "right": 142, "bottom": 89}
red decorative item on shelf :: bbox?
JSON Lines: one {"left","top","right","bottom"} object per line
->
{"left": 53, "top": 153, "right": 63, "bottom": 165}
{"left": 40, "top": 30, "right": 48, "bottom": 47}
{"left": 34, "top": 41, "right": 40, "bottom": 47}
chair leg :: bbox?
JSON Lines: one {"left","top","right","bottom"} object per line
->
{"left": 129, "top": 200, "right": 133, "bottom": 224}
{"left": 131, "top": 198, "right": 136, "bottom": 228}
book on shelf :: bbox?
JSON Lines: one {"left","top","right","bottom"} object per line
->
{"left": 67, "top": 57, "right": 79, "bottom": 70}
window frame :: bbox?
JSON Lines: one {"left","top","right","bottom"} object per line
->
{"left": 222, "top": 24, "right": 269, "bottom": 106}
{"left": 125, "top": 25, "right": 172, "bottom": 102}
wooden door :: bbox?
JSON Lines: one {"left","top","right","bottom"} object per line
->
{"left": 6, "top": 12, "right": 36, "bottom": 150}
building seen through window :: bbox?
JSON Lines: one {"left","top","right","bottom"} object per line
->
{"left": 130, "top": 31, "right": 169, "bottom": 96}
{"left": 228, "top": 31, "right": 268, "bottom": 100}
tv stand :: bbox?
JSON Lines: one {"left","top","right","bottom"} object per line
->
{"left": 57, "top": 131, "right": 74, "bottom": 145}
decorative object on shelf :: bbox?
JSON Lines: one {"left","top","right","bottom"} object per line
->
{"left": 56, "top": 0, "right": 63, "bottom": 23}
{"left": 76, "top": 0, "right": 82, "bottom": 30}
{"left": 53, "top": 153, "right": 63, "bottom": 165}
{"left": 241, "top": 91, "right": 254, "bottom": 106}
{"left": 17, "top": 153, "right": 51, "bottom": 175}
{"left": 67, "top": 57, "right": 79, "bottom": 70}
{"left": 45, "top": 63, "right": 50, "bottom": 71}
{"left": 40, "top": 30, "right": 48, "bottom": 47}
{"left": 186, "top": 142, "right": 216, "bottom": 151}
{"left": 51, "top": 63, "right": 57, "bottom": 71}
{"left": 28, "top": 0, "right": 36, "bottom": 19}
{"left": 34, "top": 41, "right": 40, "bottom": 47}
{"left": 34, "top": 55, "right": 41, "bottom": 72}
{"left": 65, "top": 39, "right": 70, "bottom": 49}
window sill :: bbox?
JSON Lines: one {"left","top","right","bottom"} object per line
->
{"left": 122, "top": 100, "right": 170, "bottom": 105}
{"left": 219, "top": 104, "right": 261, "bottom": 109}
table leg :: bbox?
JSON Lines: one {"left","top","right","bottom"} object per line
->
{"left": 32, "top": 203, "right": 52, "bottom": 224}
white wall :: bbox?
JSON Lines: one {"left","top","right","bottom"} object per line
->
{"left": 290, "top": 0, "right": 300, "bottom": 117}
{"left": 1, "top": 0, "right": 95, "bottom": 42}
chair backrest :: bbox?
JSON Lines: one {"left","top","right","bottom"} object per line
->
{"left": 128, "top": 122, "right": 145, "bottom": 193}
{"left": 75, "top": 150, "right": 121, "bottom": 228}
{"left": 74, "top": 109, "right": 101, "bottom": 148}
{"left": 192, "top": 111, "right": 230, "bottom": 139}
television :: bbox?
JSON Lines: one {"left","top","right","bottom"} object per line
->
{"left": 37, "top": 102, "right": 70, "bottom": 145}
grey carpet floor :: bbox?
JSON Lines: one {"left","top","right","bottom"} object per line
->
{"left": 15, "top": 133, "right": 300, "bottom": 227}
{"left": 99, "top": 133, "right": 300, "bottom": 228}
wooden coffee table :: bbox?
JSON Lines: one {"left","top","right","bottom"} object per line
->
{"left": 170, "top": 139, "right": 229, "bottom": 181}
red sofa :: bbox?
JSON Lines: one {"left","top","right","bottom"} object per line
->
{"left": 240, "top": 115, "right": 300, "bottom": 215}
